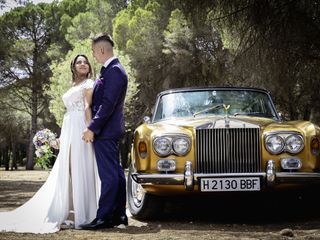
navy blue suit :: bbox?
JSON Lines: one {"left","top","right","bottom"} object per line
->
{"left": 88, "top": 58, "right": 127, "bottom": 220}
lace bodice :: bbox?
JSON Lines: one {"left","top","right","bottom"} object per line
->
{"left": 62, "top": 79, "right": 94, "bottom": 112}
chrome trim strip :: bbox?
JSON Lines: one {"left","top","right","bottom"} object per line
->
{"left": 132, "top": 171, "right": 320, "bottom": 185}
{"left": 276, "top": 172, "right": 320, "bottom": 183}
{"left": 132, "top": 173, "right": 184, "bottom": 185}
{"left": 132, "top": 172, "right": 266, "bottom": 185}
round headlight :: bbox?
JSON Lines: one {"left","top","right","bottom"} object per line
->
{"left": 265, "top": 135, "right": 284, "bottom": 154}
{"left": 285, "top": 134, "right": 304, "bottom": 154}
{"left": 172, "top": 137, "right": 190, "bottom": 156}
{"left": 153, "top": 137, "right": 172, "bottom": 156}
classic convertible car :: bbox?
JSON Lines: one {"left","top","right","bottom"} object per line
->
{"left": 127, "top": 87, "right": 320, "bottom": 219}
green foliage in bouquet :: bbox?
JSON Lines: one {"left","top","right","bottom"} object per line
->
{"left": 35, "top": 144, "right": 55, "bottom": 170}
{"left": 33, "top": 129, "right": 58, "bottom": 170}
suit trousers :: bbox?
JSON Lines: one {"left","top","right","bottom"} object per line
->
{"left": 93, "top": 139, "right": 126, "bottom": 220}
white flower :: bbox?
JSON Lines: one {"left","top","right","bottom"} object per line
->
{"left": 33, "top": 128, "right": 58, "bottom": 156}
{"left": 35, "top": 149, "right": 44, "bottom": 157}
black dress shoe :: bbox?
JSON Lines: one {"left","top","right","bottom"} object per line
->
{"left": 79, "top": 218, "right": 113, "bottom": 230}
{"left": 112, "top": 214, "right": 128, "bottom": 226}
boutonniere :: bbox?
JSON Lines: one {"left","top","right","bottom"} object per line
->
{"left": 95, "top": 78, "right": 103, "bottom": 85}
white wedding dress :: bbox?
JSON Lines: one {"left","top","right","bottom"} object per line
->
{"left": 0, "top": 79, "right": 100, "bottom": 233}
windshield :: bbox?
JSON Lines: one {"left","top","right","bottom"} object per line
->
{"left": 153, "top": 89, "right": 278, "bottom": 121}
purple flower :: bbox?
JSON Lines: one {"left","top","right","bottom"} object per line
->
{"left": 95, "top": 78, "right": 103, "bottom": 86}
{"left": 33, "top": 128, "right": 57, "bottom": 152}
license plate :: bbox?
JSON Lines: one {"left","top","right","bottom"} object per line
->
{"left": 200, "top": 177, "right": 260, "bottom": 192}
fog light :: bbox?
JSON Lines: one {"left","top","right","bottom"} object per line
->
{"left": 157, "top": 159, "right": 176, "bottom": 172}
{"left": 281, "top": 158, "right": 302, "bottom": 170}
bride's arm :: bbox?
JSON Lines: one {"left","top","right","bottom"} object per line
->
{"left": 84, "top": 88, "right": 94, "bottom": 125}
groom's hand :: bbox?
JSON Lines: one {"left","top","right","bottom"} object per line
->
{"left": 82, "top": 128, "right": 94, "bottom": 143}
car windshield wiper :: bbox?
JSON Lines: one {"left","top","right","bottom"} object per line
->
{"left": 233, "top": 112, "right": 274, "bottom": 118}
{"left": 193, "top": 104, "right": 224, "bottom": 117}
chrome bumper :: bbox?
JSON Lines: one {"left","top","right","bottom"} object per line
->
{"left": 131, "top": 160, "right": 320, "bottom": 191}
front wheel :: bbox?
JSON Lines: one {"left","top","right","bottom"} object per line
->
{"left": 127, "top": 165, "right": 163, "bottom": 219}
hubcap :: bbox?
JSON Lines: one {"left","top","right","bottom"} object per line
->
{"left": 131, "top": 176, "right": 145, "bottom": 207}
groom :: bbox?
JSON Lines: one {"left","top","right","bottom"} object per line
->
{"left": 82, "top": 33, "right": 128, "bottom": 229}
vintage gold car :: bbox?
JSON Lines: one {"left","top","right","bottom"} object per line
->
{"left": 127, "top": 87, "right": 320, "bottom": 218}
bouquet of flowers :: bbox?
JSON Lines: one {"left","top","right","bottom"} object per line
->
{"left": 33, "top": 128, "right": 59, "bottom": 169}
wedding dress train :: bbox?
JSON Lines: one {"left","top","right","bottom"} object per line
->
{"left": 0, "top": 79, "right": 100, "bottom": 233}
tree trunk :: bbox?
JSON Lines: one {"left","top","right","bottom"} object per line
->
{"left": 26, "top": 87, "right": 38, "bottom": 170}
{"left": 4, "top": 146, "right": 9, "bottom": 171}
{"left": 11, "top": 137, "right": 17, "bottom": 170}
{"left": 26, "top": 136, "right": 35, "bottom": 170}
{"left": 0, "top": 148, "right": 2, "bottom": 166}
{"left": 16, "top": 145, "right": 24, "bottom": 166}
{"left": 303, "top": 105, "right": 312, "bottom": 121}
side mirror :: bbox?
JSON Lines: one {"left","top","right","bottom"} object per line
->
{"left": 143, "top": 116, "right": 151, "bottom": 123}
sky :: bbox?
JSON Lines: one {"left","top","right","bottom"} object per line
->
{"left": 0, "top": 0, "right": 54, "bottom": 15}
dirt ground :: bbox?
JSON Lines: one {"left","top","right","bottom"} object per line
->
{"left": 1, "top": 169, "right": 320, "bottom": 239}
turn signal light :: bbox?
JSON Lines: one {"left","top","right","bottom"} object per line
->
{"left": 311, "top": 137, "right": 320, "bottom": 156}
{"left": 138, "top": 142, "right": 147, "bottom": 158}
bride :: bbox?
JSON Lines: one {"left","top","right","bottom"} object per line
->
{"left": 0, "top": 54, "right": 100, "bottom": 233}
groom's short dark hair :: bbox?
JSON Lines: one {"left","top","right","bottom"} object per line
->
{"left": 92, "top": 33, "right": 114, "bottom": 47}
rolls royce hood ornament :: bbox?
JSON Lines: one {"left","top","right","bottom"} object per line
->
{"left": 223, "top": 104, "right": 230, "bottom": 128}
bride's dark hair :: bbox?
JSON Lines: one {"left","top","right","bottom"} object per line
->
{"left": 70, "top": 54, "right": 93, "bottom": 82}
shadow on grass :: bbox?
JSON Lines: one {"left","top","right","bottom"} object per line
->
{"left": 1, "top": 178, "right": 320, "bottom": 236}
{"left": 0, "top": 180, "right": 44, "bottom": 210}
{"left": 131, "top": 186, "right": 320, "bottom": 232}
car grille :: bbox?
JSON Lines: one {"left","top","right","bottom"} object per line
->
{"left": 195, "top": 128, "right": 261, "bottom": 173}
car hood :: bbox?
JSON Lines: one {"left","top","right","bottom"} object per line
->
{"left": 151, "top": 116, "right": 313, "bottom": 134}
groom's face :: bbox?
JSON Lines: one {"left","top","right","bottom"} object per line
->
{"left": 92, "top": 43, "right": 104, "bottom": 64}
{"left": 92, "top": 41, "right": 113, "bottom": 64}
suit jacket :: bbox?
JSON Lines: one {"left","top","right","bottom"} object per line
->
{"left": 88, "top": 58, "right": 128, "bottom": 140}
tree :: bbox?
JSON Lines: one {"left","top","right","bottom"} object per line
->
{"left": 48, "top": 0, "right": 137, "bottom": 129}
{"left": 48, "top": 42, "right": 138, "bottom": 131}
{"left": 0, "top": 3, "right": 62, "bottom": 169}
{"left": 113, "top": 0, "right": 172, "bottom": 122}
{"left": 209, "top": 0, "right": 320, "bottom": 122}
{"left": 0, "top": 87, "right": 29, "bottom": 170}
{"left": 113, "top": 0, "right": 231, "bottom": 124}
{"left": 0, "top": 0, "right": 23, "bottom": 11}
